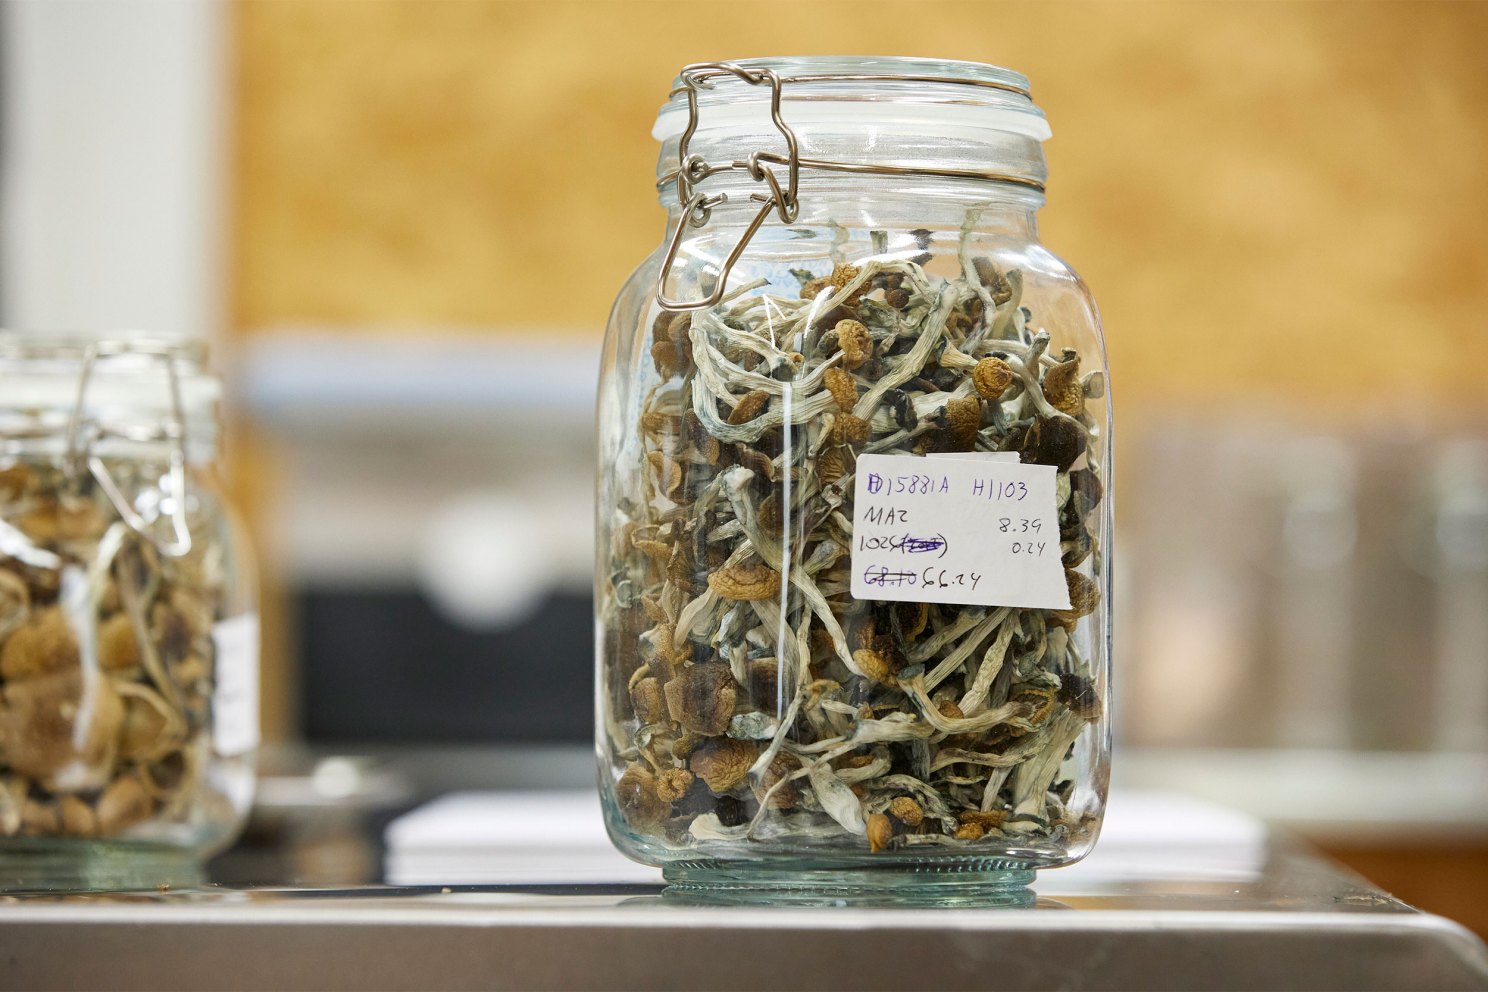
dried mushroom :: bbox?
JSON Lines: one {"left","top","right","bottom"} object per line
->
{"left": 602, "top": 235, "right": 1104, "bottom": 858}
{"left": 0, "top": 456, "right": 244, "bottom": 841}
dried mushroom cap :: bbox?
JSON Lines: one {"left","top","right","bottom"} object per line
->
{"left": 1011, "top": 684, "right": 1058, "bottom": 731}
{"left": 823, "top": 368, "right": 858, "bottom": 412}
{"left": 828, "top": 262, "right": 864, "bottom": 299}
{"left": 973, "top": 257, "right": 1014, "bottom": 304}
{"left": 832, "top": 413, "right": 871, "bottom": 446}
{"left": 745, "top": 658, "right": 780, "bottom": 706}
{"left": 707, "top": 562, "right": 781, "bottom": 601}
{"left": 818, "top": 446, "right": 847, "bottom": 486}
{"left": 958, "top": 809, "right": 1008, "bottom": 830}
{"left": 943, "top": 396, "right": 982, "bottom": 451}
{"left": 1051, "top": 569, "right": 1100, "bottom": 629}
{"left": 663, "top": 662, "right": 739, "bottom": 736}
{"left": 684, "top": 410, "right": 721, "bottom": 464}
{"left": 650, "top": 339, "right": 683, "bottom": 379}
{"left": 732, "top": 444, "right": 775, "bottom": 483}
{"left": 867, "top": 812, "right": 893, "bottom": 853}
{"left": 632, "top": 537, "right": 672, "bottom": 562}
{"left": 885, "top": 286, "right": 910, "bottom": 310}
{"left": 654, "top": 767, "right": 695, "bottom": 803}
{"left": 1058, "top": 672, "right": 1103, "bottom": 720}
{"left": 972, "top": 357, "right": 1015, "bottom": 400}
{"left": 629, "top": 676, "right": 667, "bottom": 725}
{"left": 96, "top": 773, "right": 155, "bottom": 834}
{"left": 0, "top": 608, "right": 80, "bottom": 681}
{"left": 937, "top": 699, "right": 966, "bottom": 721}
{"left": 0, "top": 670, "right": 123, "bottom": 779}
{"left": 98, "top": 613, "right": 140, "bottom": 672}
{"left": 647, "top": 452, "right": 686, "bottom": 503}
{"left": 1041, "top": 353, "right": 1083, "bottom": 415}
{"left": 1020, "top": 415, "right": 1087, "bottom": 472}
{"left": 800, "top": 276, "right": 830, "bottom": 300}
{"left": 650, "top": 313, "right": 691, "bottom": 380}
{"left": 954, "top": 821, "right": 984, "bottom": 841}
{"left": 688, "top": 737, "right": 756, "bottom": 793}
{"left": 895, "top": 601, "right": 930, "bottom": 640}
{"left": 852, "top": 647, "right": 898, "bottom": 687}
{"left": 615, "top": 763, "right": 668, "bottom": 828}
{"left": 888, "top": 796, "right": 925, "bottom": 827}
{"left": 59, "top": 795, "right": 97, "bottom": 838}
{"left": 21, "top": 798, "right": 59, "bottom": 835}
{"left": 727, "top": 389, "right": 771, "bottom": 425}
{"left": 754, "top": 753, "right": 802, "bottom": 810}
{"left": 835, "top": 320, "right": 873, "bottom": 370}
{"left": 18, "top": 499, "right": 107, "bottom": 545}
{"left": 639, "top": 624, "right": 690, "bottom": 671}
{"left": 0, "top": 464, "right": 33, "bottom": 500}
{"left": 118, "top": 683, "right": 184, "bottom": 762}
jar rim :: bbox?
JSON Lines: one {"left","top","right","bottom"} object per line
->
{"left": 0, "top": 333, "right": 222, "bottom": 450}
{"left": 0, "top": 331, "right": 206, "bottom": 364}
{"left": 652, "top": 55, "right": 1051, "bottom": 143}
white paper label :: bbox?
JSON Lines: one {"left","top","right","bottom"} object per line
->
{"left": 850, "top": 453, "right": 1072, "bottom": 609}
{"left": 212, "top": 614, "right": 260, "bottom": 757}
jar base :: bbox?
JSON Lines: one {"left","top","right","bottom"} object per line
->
{"left": 0, "top": 838, "right": 204, "bottom": 894}
{"left": 661, "top": 858, "right": 1037, "bottom": 907}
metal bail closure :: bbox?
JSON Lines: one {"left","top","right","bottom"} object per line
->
{"left": 64, "top": 341, "right": 195, "bottom": 558}
{"left": 655, "top": 62, "right": 801, "bottom": 312}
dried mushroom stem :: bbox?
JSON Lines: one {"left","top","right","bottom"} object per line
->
{"left": 605, "top": 231, "right": 1104, "bottom": 856}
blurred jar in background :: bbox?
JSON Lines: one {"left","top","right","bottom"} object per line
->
{"left": 0, "top": 336, "right": 257, "bottom": 891}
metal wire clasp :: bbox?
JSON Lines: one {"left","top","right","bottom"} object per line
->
{"left": 64, "top": 341, "right": 194, "bottom": 558}
{"left": 655, "top": 62, "right": 801, "bottom": 312}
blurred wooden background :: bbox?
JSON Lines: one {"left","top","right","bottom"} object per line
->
{"left": 231, "top": 0, "right": 1488, "bottom": 415}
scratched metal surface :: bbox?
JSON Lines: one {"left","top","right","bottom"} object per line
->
{"left": 0, "top": 842, "right": 1485, "bottom": 991}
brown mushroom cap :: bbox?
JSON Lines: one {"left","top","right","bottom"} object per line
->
{"left": 688, "top": 737, "right": 757, "bottom": 793}
{"left": 663, "top": 662, "right": 739, "bottom": 736}
{"left": 0, "top": 608, "right": 80, "bottom": 681}
{"left": 0, "top": 669, "right": 122, "bottom": 779}
{"left": 888, "top": 796, "right": 925, "bottom": 828}
{"left": 867, "top": 812, "right": 894, "bottom": 853}
{"left": 615, "top": 763, "right": 668, "bottom": 828}
{"left": 96, "top": 773, "right": 156, "bottom": 835}
{"left": 707, "top": 562, "right": 782, "bottom": 602}
{"left": 97, "top": 613, "right": 140, "bottom": 672}
{"left": 1051, "top": 569, "right": 1101, "bottom": 629}
{"left": 1020, "top": 415, "right": 1087, "bottom": 472}
{"left": 972, "top": 357, "right": 1015, "bottom": 400}
{"left": 727, "top": 389, "right": 771, "bottom": 425}
{"left": 823, "top": 368, "right": 858, "bottom": 412}
{"left": 1041, "top": 354, "right": 1083, "bottom": 415}
{"left": 852, "top": 647, "right": 898, "bottom": 687}
{"left": 835, "top": 320, "right": 873, "bottom": 370}
{"left": 653, "top": 767, "right": 695, "bottom": 803}
{"left": 943, "top": 396, "right": 982, "bottom": 451}
{"left": 832, "top": 413, "right": 871, "bottom": 446}
{"left": 753, "top": 753, "right": 802, "bottom": 809}
{"left": 58, "top": 795, "right": 98, "bottom": 838}
{"left": 629, "top": 676, "right": 667, "bottom": 725}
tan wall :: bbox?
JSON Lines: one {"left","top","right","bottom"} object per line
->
{"left": 232, "top": 0, "right": 1488, "bottom": 415}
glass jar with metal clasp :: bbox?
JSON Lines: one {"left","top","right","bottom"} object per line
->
{"left": 0, "top": 335, "right": 257, "bottom": 891}
{"left": 597, "top": 58, "right": 1112, "bottom": 902}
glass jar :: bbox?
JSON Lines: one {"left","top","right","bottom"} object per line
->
{"left": 597, "top": 58, "right": 1111, "bottom": 900}
{"left": 0, "top": 336, "right": 257, "bottom": 890}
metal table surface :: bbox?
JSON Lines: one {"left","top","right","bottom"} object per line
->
{"left": 0, "top": 841, "right": 1485, "bottom": 991}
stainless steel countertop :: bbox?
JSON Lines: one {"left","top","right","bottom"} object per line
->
{"left": 1, "top": 840, "right": 1485, "bottom": 991}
